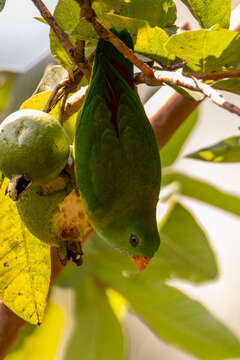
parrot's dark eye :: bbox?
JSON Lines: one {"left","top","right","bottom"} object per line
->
{"left": 130, "top": 234, "right": 139, "bottom": 247}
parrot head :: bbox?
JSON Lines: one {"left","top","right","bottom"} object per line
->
{"left": 100, "top": 211, "right": 160, "bottom": 272}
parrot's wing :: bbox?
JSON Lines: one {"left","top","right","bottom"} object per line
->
{"left": 118, "top": 92, "right": 161, "bottom": 194}
{"left": 75, "top": 66, "right": 160, "bottom": 222}
{"left": 74, "top": 70, "right": 125, "bottom": 219}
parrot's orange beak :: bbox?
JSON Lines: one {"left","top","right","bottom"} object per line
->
{"left": 132, "top": 256, "right": 150, "bottom": 272}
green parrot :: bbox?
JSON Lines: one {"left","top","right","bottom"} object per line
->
{"left": 74, "top": 29, "right": 161, "bottom": 271}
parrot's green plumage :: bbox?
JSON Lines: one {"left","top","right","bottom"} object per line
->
{"left": 74, "top": 29, "right": 161, "bottom": 269}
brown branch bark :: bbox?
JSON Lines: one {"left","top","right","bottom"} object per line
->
{"left": 135, "top": 70, "right": 240, "bottom": 117}
{"left": 0, "top": 303, "right": 25, "bottom": 360}
{"left": 183, "top": 69, "right": 240, "bottom": 81}
{"left": 31, "top": 0, "right": 91, "bottom": 81}
{"left": 76, "top": 0, "right": 153, "bottom": 77}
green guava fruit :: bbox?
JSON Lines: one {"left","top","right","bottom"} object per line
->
{"left": 16, "top": 173, "right": 93, "bottom": 265}
{"left": 0, "top": 109, "right": 70, "bottom": 191}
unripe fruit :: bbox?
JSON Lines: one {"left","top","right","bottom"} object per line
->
{"left": 16, "top": 174, "right": 92, "bottom": 247}
{"left": 0, "top": 109, "right": 70, "bottom": 186}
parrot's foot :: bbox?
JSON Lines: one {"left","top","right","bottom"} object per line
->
{"left": 57, "top": 241, "right": 83, "bottom": 266}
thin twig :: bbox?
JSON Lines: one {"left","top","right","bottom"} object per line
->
{"left": 135, "top": 70, "right": 240, "bottom": 117}
{"left": 31, "top": 0, "right": 91, "bottom": 81}
{"left": 166, "top": 62, "right": 186, "bottom": 71}
{"left": 60, "top": 93, "right": 68, "bottom": 124}
{"left": 43, "top": 68, "right": 84, "bottom": 114}
{"left": 75, "top": 40, "right": 85, "bottom": 64}
{"left": 76, "top": 0, "right": 154, "bottom": 77}
{"left": 43, "top": 79, "right": 68, "bottom": 113}
{"left": 192, "top": 76, "right": 240, "bottom": 116}
{"left": 183, "top": 69, "right": 240, "bottom": 81}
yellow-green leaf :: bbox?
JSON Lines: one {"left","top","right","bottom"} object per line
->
{"left": 161, "top": 110, "right": 198, "bottom": 168}
{"left": 20, "top": 91, "right": 60, "bottom": 120}
{"left": 6, "top": 302, "right": 64, "bottom": 359}
{"left": 0, "top": 73, "right": 13, "bottom": 113}
{"left": 180, "top": 0, "right": 231, "bottom": 28}
{"left": 111, "top": 280, "right": 240, "bottom": 360}
{"left": 187, "top": 136, "right": 240, "bottom": 163}
{"left": 212, "top": 78, "right": 240, "bottom": 95}
{"left": 73, "top": 13, "right": 170, "bottom": 63}
{"left": 113, "top": 0, "right": 176, "bottom": 28}
{"left": 0, "top": 0, "right": 6, "bottom": 12}
{"left": 162, "top": 170, "right": 240, "bottom": 216}
{"left": 64, "top": 276, "right": 125, "bottom": 360}
{"left": 0, "top": 180, "right": 51, "bottom": 324}
{"left": 166, "top": 29, "right": 240, "bottom": 73}
{"left": 33, "top": 65, "right": 68, "bottom": 95}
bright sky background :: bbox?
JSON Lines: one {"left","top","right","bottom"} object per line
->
{"left": 0, "top": 0, "right": 58, "bottom": 72}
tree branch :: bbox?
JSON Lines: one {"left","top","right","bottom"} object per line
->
{"left": 76, "top": 0, "right": 154, "bottom": 77}
{"left": 0, "top": 303, "right": 25, "bottom": 360}
{"left": 183, "top": 69, "right": 240, "bottom": 81}
{"left": 31, "top": 0, "right": 91, "bottom": 81}
{"left": 135, "top": 70, "right": 240, "bottom": 117}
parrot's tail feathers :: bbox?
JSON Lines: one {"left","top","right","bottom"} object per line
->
{"left": 110, "top": 57, "right": 134, "bottom": 89}
{"left": 98, "top": 54, "right": 119, "bottom": 137}
{"left": 110, "top": 28, "right": 133, "bottom": 50}
{"left": 95, "top": 28, "right": 134, "bottom": 88}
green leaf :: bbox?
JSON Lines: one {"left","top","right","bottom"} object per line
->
{"left": 94, "top": 0, "right": 176, "bottom": 27}
{"left": 20, "top": 91, "right": 60, "bottom": 119}
{"left": 116, "top": 0, "right": 176, "bottom": 28}
{"left": 33, "top": 65, "right": 68, "bottom": 95}
{"left": 187, "top": 136, "right": 240, "bottom": 162}
{"left": 0, "top": 180, "right": 51, "bottom": 324}
{"left": 105, "top": 278, "right": 240, "bottom": 360}
{"left": 179, "top": 0, "right": 231, "bottom": 28}
{"left": 154, "top": 202, "right": 218, "bottom": 283}
{"left": 166, "top": 29, "right": 240, "bottom": 73}
{"left": 50, "top": 0, "right": 80, "bottom": 70}
{"left": 133, "top": 22, "right": 171, "bottom": 63}
{"left": 161, "top": 110, "right": 198, "bottom": 168}
{"left": 162, "top": 170, "right": 240, "bottom": 216}
{"left": 5, "top": 302, "right": 64, "bottom": 360}
{"left": 51, "top": 0, "right": 174, "bottom": 67}
{"left": 168, "top": 84, "right": 198, "bottom": 101}
{"left": 212, "top": 78, "right": 240, "bottom": 95}
{"left": 64, "top": 275, "right": 125, "bottom": 360}
{"left": 0, "top": 73, "right": 13, "bottom": 113}
{"left": 50, "top": 0, "right": 111, "bottom": 69}
{"left": 0, "top": 0, "right": 6, "bottom": 12}
{"left": 34, "top": 17, "right": 47, "bottom": 25}
{"left": 73, "top": 14, "right": 171, "bottom": 64}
